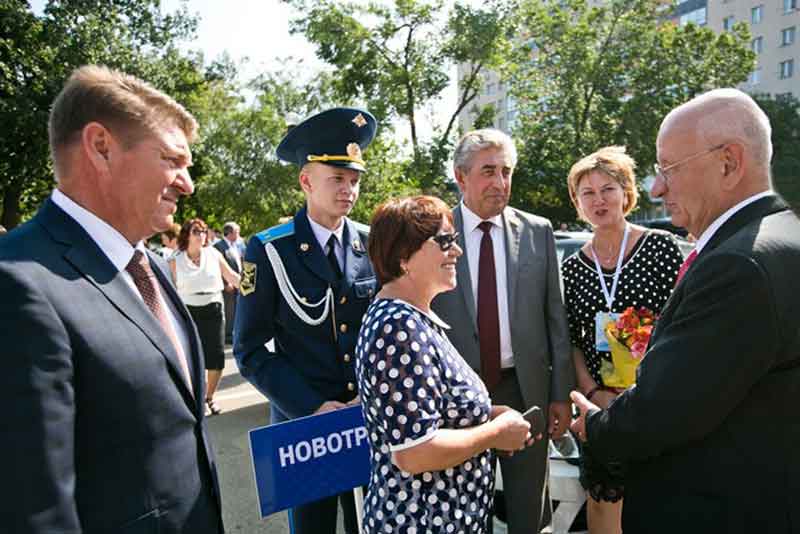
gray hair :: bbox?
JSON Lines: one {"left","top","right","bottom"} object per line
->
{"left": 663, "top": 88, "right": 772, "bottom": 171}
{"left": 222, "top": 221, "right": 240, "bottom": 236}
{"left": 453, "top": 128, "right": 518, "bottom": 174}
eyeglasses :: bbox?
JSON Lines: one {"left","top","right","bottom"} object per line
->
{"left": 653, "top": 144, "right": 725, "bottom": 185}
{"left": 430, "top": 232, "right": 460, "bottom": 251}
{"left": 191, "top": 228, "right": 208, "bottom": 236}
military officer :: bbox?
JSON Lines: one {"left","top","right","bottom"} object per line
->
{"left": 234, "top": 108, "right": 378, "bottom": 534}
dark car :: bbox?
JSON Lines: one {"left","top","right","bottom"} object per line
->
{"left": 554, "top": 230, "right": 693, "bottom": 263}
{"left": 638, "top": 217, "right": 688, "bottom": 238}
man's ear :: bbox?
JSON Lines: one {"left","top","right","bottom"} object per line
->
{"left": 81, "top": 122, "right": 113, "bottom": 172}
{"left": 720, "top": 143, "right": 745, "bottom": 191}
{"left": 298, "top": 170, "right": 313, "bottom": 194}
{"left": 454, "top": 167, "right": 467, "bottom": 191}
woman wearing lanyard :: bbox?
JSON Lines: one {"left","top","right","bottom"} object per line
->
{"left": 561, "top": 147, "right": 683, "bottom": 534}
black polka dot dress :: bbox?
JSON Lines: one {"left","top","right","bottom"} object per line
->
{"left": 562, "top": 230, "right": 684, "bottom": 386}
{"left": 355, "top": 298, "right": 494, "bottom": 534}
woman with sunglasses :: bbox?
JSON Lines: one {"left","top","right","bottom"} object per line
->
{"left": 355, "top": 196, "right": 534, "bottom": 534}
{"left": 170, "top": 218, "right": 241, "bottom": 416}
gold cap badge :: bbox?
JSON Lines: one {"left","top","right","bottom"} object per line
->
{"left": 352, "top": 113, "right": 367, "bottom": 128}
{"left": 346, "top": 143, "right": 362, "bottom": 160}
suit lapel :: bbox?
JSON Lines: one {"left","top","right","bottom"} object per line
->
{"left": 503, "top": 207, "right": 521, "bottom": 320}
{"left": 454, "top": 206, "right": 478, "bottom": 331}
{"left": 702, "top": 194, "right": 788, "bottom": 255}
{"left": 41, "top": 200, "right": 198, "bottom": 408}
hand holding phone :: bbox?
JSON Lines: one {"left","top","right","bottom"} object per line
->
{"left": 522, "top": 405, "right": 545, "bottom": 438}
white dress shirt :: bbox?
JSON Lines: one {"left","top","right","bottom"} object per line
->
{"left": 51, "top": 189, "right": 192, "bottom": 359}
{"left": 460, "top": 202, "right": 515, "bottom": 369}
{"left": 695, "top": 190, "right": 774, "bottom": 254}
{"left": 308, "top": 214, "right": 345, "bottom": 270}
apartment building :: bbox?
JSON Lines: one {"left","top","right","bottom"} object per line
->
{"left": 457, "top": 0, "right": 799, "bottom": 134}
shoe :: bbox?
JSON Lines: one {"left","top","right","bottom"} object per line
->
{"left": 205, "top": 398, "right": 222, "bottom": 416}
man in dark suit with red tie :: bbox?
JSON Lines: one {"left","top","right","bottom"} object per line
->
{"left": 571, "top": 88, "right": 800, "bottom": 533}
{"left": 0, "top": 65, "right": 223, "bottom": 533}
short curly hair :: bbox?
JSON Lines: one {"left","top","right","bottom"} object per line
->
{"left": 567, "top": 146, "right": 639, "bottom": 221}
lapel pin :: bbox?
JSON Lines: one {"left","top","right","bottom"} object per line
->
{"left": 300, "top": 243, "right": 310, "bottom": 252}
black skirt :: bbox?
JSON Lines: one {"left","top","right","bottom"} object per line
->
{"left": 187, "top": 301, "right": 226, "bottom": 370}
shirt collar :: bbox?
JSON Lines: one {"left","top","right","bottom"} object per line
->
{"left": 695, "top": 190, "right": 773, "bottom": 253}
{"left": 307, "top": 213, "right": 344, "bottom": 251}
{"left": 460, "top": 201, "right": 502, "bottom": 233}
{"left": 51, "top": 188, "right": 144, "bottom": 271}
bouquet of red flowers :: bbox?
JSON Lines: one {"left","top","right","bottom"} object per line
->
{"left": 600, "top": 307, "right": 656, "bottom": 388}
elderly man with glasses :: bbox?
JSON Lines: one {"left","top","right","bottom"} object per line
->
{"left": 571, "top": 88, "right": 800, "bottom": 533}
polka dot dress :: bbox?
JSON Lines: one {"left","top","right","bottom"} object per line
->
{"left": 562, "top": 230, "right": 683, "bottom": 385}
{"left": 355, "top": 298, "right": 494, "bottom": 534}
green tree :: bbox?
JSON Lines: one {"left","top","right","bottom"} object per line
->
{"left": 508, "top": 0, "right": 756, "bottom": 223}
{"left": 283, "top": 0, "right": 517, "bottom": 192}
{"left": 0, "top": 0, "right": 201, "bottom": 228}
{"left": 754, "top": 93, "right": 800, "bottom": 212}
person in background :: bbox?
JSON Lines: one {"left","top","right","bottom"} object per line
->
{"left": 214, "top": 221, "right": 245, "bottom": 343}
{"left": 357, "top": 195, "right": 535, "bottom": 534}
{"left": 571, "top": 88, "right": 800, "bottom": 533}
{"left": 432, "top": 128, "right": 575, "bottom": 533}
{"left": 158, "top": 222, "right": 181, "bottom": 259}
{"left": 234, "top": 107, "right": 378, "bottom": 534}
{"left": 0, "top": 64, "right": 223, "bottom": 533}
{"left": 170, "top": 218, "right": 240, "bottom": 416}
{"left": 561, "top": 146, "right": 683, "bottom": 533}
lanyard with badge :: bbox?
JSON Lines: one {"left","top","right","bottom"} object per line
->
{"left": 591, "top": 224, "right": 629, "bottom": 352}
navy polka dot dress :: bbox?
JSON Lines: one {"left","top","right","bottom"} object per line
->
{"left": 562, "top": 230, "right": 683, "bottom": 385}
{"left": 355, "top": 298, "right": 494, "bottom": 534}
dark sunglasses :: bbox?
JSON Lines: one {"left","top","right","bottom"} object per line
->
{"left": 430, "top": 232, "right": 460, "bottom": 251}
{"left": 191, "top": 228, "right": 208, "bottom": 236}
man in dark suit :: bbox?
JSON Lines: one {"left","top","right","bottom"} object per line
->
{"left": 571, "top": 88, "right": 800, "bottom": 533}
{"left": 234, "top": 108, "right": 378, "bottom": 534}
{"left": 432, "top": 128, "right": 575, "bottom": 533}
{"left": 214, "top": 221, "right": 245, "bottom": 342}
{"left": 0, "top": 65, "right": 223, "bottom": 533}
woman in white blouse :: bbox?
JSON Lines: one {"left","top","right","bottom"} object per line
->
{"left": 170, "top": 218, "right": 240, "bottom": 415}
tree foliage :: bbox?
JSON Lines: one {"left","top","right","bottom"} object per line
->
{"left": 754, "top": 93, "right": 800, "bottom": 212}
{"left": 0, "top": 0, "right": 203, "bottom": 228}
{"left": 283, "top": 0, "right": 516, "bottom": 192}
{"left": 508, "top": 0, "right": 756, "bottom": 223}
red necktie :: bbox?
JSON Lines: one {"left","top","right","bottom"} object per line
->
{"left": 477, "top": 221, "right": 501, "bottom": 391}
{"left": 675, "top": 249, "right": 698, "bottom": 286}
{"left": 126, "top": 250, "right": 193, "bottom": 393}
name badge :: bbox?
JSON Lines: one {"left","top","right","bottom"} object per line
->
{"left": 595, "top": 311, "right": 620, "bottom": 352}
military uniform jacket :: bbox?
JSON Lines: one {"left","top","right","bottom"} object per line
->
{"left": 234, "top": 206, "right": 377, "bottom": 422}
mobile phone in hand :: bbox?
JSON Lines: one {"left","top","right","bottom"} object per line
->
{"left": 522, "top": 405, "right": 545, "bottom": 435}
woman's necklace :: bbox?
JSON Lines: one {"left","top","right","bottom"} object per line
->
{"left": 187, "top": 250, "right": 201, "bottom": 266}
{"left": 592, "top": 227, "right": 628, "bottom": 267}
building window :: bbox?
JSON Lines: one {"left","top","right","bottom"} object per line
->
{"left": 723, "top": 16, "right": 735, "bottom": 31}
{"left": 751, "top": 5, "right": 763, "bottom": 24}
{"left": 680, "top": 7, "right": 708, "bottom": 26}
{"left": 749, "top": 68, "right": 762, "bottom": 84}
{"left": 780, "top": 59, "right": 795, "bottom": 78}
{"left": 785, "top": 0, "right": 797, "bottom": 13}
{"left": 752, "top": 36, "right": 764, "bottom": 53}
{"left": 781, "top": 27, "right": 796, "bottom": 46}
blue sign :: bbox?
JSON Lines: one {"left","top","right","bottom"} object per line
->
{"left": 248, "top": 405, "right": 371, "bottom": 518}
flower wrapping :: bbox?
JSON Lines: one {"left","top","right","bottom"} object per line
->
{"left": 599, "top": 307, "right": 655, "bottom": 388}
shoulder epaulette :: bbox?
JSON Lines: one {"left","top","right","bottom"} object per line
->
{"left": 256, "top": 220, "right": 295, "bottom": 244}
{"left": 351, "top": 220, "right": 370, "bottom": 236}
